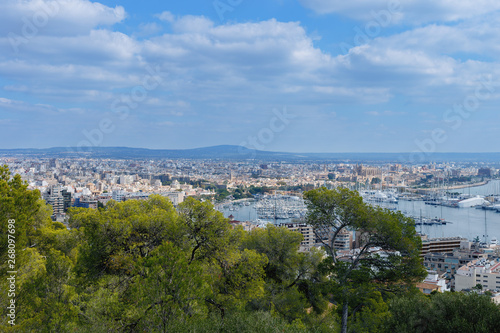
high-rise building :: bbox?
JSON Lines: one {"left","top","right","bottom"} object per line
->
{"left": 119, "top": 175, "right": 133, "bottom": 185}
{"left": 49, "top": 158, "right": 60, "bottom": 169}
{"left": 280, "top": 223, "right": 316, "bottom": 251}
{"left": 334, "top": 229, "right": 353, "bottom": 251}
{"left": 46, "top": 186, "right": 64, "bottom": 219}
{"left": 61, "top": 189, "right": 72, "bottom": 212}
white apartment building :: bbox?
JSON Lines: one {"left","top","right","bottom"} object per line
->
{"left": 112, "top": 190, "right": 126, "bottom": 202}
{"left": 119, "top": 175, "right": 133, "bottom": 185}
{"left": 163, "top": 191, "right": 185, "bottom": 205}
{"left": 455, "top": 259, "right": 500, "bottom": 291}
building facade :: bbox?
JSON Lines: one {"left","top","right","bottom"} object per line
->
{"left": 455, "top": 259, "right": 500, "bottom": 291}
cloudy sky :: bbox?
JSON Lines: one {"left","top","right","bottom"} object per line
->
{"left": 0, "top": 0, "right": 499, "bottom": 152}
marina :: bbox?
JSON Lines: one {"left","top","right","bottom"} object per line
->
{"left": 254, "top": 195, "right": 307, "bottom": 220}
{"left": 220, "top": 180, "right": 500, "bottom": 242}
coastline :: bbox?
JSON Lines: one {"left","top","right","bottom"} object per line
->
{"left": 415, "top": 180, "right": 491, "bottom": 193}
{"left": 441, "top": 180, "right": 489, "bottom": 191}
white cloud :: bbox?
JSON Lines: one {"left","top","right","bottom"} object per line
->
{"left": 0, "top": 16, "right": 368, "bottom": 105}
{"left": 157, "top": 11, "right": 175, "bottom": 23}
{"left": 171, "top": 15, "right": 214, "bottom": 33}
{"left": 299, "top": 0, "right": 500, "bottom": 24}
{"left": 135, "top": 22, "right": 163, "bottom": 37}
{"left": 333, "top": 18, "right": 500, "bottom": 101}
{"left": 1, "top": 9, "right": 499, "bottom": 125}
{"left": 370, "top": 17, "right": 500, "bottom": 60}
{"left": 0, "top": 97, "right": 88, "bottom": 114}
{"left": 0, "top": 0, "right": 126, "bottom": 36}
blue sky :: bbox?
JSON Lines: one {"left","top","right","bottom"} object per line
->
{"left": 0, "top": 0, "right": 499, "bottom": 153}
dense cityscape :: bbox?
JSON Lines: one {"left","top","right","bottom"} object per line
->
{"left": 2, "top": 155, "right": 498, "bottom": 218}
{"left": 3, "top": 152, "right": 500, "bottom": 297}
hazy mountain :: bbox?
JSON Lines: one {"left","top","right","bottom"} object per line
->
{"left": 1, "top": 145, "right": 500, "bottom": 163}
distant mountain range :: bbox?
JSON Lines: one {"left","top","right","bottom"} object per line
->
{"left": 1, "top": 145, "right": 500, "bottom": 163}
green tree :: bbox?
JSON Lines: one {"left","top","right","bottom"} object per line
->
{"left": 243, "top": 226, "right": 304, "bottom": 285}
{"left": 304, "top": 187, "right": 426, "bottom": 333}
{"left": 385, "top": 292, "right": 500, "bottom": 333}
{"left": 15, "top": 249, "right": 77, "bottom": 331}
{"left": 0, "top": 166, "right": 74, "bottom": 330}
{"left": 177, "top": 198, "right": 268, "bottom": 316}
{"left": 132, "top": 241, "right": 209, "bottom": 332}
{"left": 69, "top": 196, "right": 187, "bottom": 330}
{"left": 177, "top": 197, "right": 233, "bottom": 264}
{"left": 69, "top": 195, "right": 178, "bottom": 282}
{"left": 70, "top": 195, "right": 270, "bottom": 330}
{"left": 0, "top": 165, "right": 44, "bottom": 267}
{"left": 208, "top": 247, "right": 268, "bottom": 316}
{"left": 243, "top": 225, "right": 327, "bottom": 322}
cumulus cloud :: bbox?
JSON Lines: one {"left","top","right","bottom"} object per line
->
{"left": 157, "top": 11, "right": 175, "bottom": 23}
{"left": 332, "top": 15, "right": 500, "bottom": 101}
{"left": 299, "top": 0, "right": 500, "bottom": 24}
{"left": 369, "top": 16, "right": 500, "bottom": 60}
{"left": 1, "top": 10, "right": 498, "bottom": 111}
{"left": 0, "top": 15, "right": 388, "bottom": 106}
{"left": 0, "top": 0, "right": 125, "bottom": 37}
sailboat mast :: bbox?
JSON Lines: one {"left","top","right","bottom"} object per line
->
{"left": 484, "top": 210, "right": 488, "bottom": 245}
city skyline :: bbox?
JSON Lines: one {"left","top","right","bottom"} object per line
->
{"left": 1, "top": 0, "right": 499, "bottom": 152}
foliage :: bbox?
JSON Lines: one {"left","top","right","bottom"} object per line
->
{"left": 304, "top": 187, "right": 426, "bottom": 333}
{"left": 385, "top": 292, "right": 500, "bottom": 333}
{"left": 243, "top": 225, "right": 327, "bottom": 322}
{"left": 0, "top": 165, "right": 45, "bottom": 266}
{"left": 133, "top": 241, "right": 209, "bottom": 331}
{"left": 69, "top": 195, "right": 178, "bottom": 282}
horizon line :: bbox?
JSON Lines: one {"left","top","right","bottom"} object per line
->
{"left": 1, "top": 145, "right": 500, "bottom": 155}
